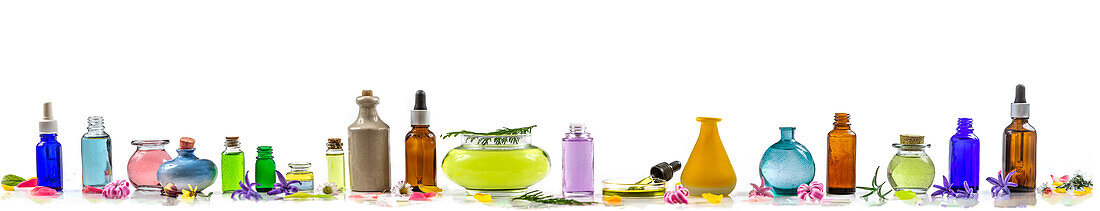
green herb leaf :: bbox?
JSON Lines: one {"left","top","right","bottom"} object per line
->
{"left": 442, "top": 125, "right": 537, "bottom": 145}
{"left": 2, "top": 174, "right": 26, "bottom": 186}
{"left": 512, "top": 190, "right": 596, "bottom": 206}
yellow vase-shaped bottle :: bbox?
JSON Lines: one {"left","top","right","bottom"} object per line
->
{"left": 680, "top": 117, "right": 737, "bottom": 196}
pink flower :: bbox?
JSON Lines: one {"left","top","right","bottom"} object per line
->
{"left": 748, "top": 178, "right": 774, "bottom": 201}
{"left": 30, "top": 186, "right": 59, "bottom": 196}
{"left": 797, "top": 181, "right": 825, "bottom": 203}
{"left": 102, "top": 180, "right": 131, "bottom": 199}
{"left": 1053, "top": 175, "right": 1070, "bottom": 183}
{"left": 663, "top": 184, "right": 690, "bottom": 204}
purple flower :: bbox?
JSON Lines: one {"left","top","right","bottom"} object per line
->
{"left": 931, "top": 175, "right": 957, "bottom": 198}
{"left": 266, "top": 170, "right": 302, "bottom": 195}
{"left": 986, "top": 170, "right": 1018, "bottom": 197}
{"left": 932, "top": 176, "right": 977, "bottom": 199}
{"left": 231, "top": 171, "right": 262, "bottom": 201}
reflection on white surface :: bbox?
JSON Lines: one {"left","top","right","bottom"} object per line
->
{"left": 1, "top": 188, "right": 1093, "bottom": 209}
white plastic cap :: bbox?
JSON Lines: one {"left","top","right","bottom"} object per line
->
{"left": 39, "top": 102, "right": 58, "bottom": 134}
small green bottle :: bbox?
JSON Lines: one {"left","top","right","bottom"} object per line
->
{"left": 255, "top": 146, "right": 276, "bottom": 192}
{"left": 221, "top": 137, "right": 245, "bottom": 193}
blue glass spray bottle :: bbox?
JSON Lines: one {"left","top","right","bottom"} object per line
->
{"left": 36, "top": 102, "right": 64, "bottom": 190}
{"left": 949, "top": 118, "right": 979, "bottom": 192}
{"left": 759, "top": 127, "right": 815, "bottom": 195}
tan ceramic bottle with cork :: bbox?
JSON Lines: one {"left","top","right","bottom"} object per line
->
{"left": 347, "top": 90, "right": 391, "bottom": 192}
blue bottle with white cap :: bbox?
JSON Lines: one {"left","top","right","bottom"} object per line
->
{"left": 36, "top": 102, "right": 64, "bottom": 190}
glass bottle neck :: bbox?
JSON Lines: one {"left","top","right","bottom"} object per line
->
{"left": 223, "top": 146, "right": 242, "bottom": 154}
{"left": 780, "top": 128, "right": 796, "bottom": 141}
{"left": 85, "top": 117, "right": 108, "bottom": 137}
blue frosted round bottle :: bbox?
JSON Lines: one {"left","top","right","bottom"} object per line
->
{"left": 759, "top": 127, "right": 815, "bottom": 195}
{"left": 949, "top": 118, "right": 980, "bottom": 192}
{"left": 157, "top": 137, "right": 217, "bottom": 192}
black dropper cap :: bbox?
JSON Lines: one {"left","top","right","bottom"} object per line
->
{"left": 1014, "top": 84, "right": 1026, "bottom": 103}
{"left": 414, "top": 90, "right": 427, "bottom": 110}
{"left": 650, "top": 161, "right": 682, "bottom": 181}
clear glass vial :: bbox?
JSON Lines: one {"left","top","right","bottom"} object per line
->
{"left": 80, "top": 116, "right": 112, "bottom": 187}
{"left": 286, "top": 162, "right": 315, "bottom": 192}
{"left": 887, "top": 134, "right": 935, "bottom": 193}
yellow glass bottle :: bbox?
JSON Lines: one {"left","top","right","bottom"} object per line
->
{"left": 326, "top": 138, "right": 346, "bottom": 192}
{"left": 680, "top": 117, "right": 737, "bottom": 196}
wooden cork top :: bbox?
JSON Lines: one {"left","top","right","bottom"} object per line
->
{"left": 362, "top": 90, "right": 373, "bottom": 96}
{"left": 180, "top": 137, "right": 196, "bottom": 149}
{"left": 899, "top": 134, "right": 924, "bottom": 145}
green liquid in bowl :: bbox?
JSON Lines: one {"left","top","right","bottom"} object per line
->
{"left": 442, "top": 147, "right": 550, "bottom": 192}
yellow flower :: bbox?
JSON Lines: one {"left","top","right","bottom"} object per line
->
{"left": 1055, "top": 188, "right": 1067, "bottom": 193}
{"left": 603, "top": 195, "right": 622, "bottom": 203}
{"left": 702, "top": 193, "right": 723, "bottom": 204}
{"left": 418, "top": 185, "right": 443, "bottom": 193}
{"left": 1085, "top": 187, "right": 1093, "bottom": 193}
{"left": 1053, "top": 182, "right": 1064, "bottom": 187}
{"left": 472, "top": 193, "right": 492, "bottom": 203}
{"left": 1, "top": 184, "right": 13, "bottom": 191}
{"left": 1073, "top": 190, "right": 1088, "bottom": 196}
{"left": 181, "top": 184, "right": 197, "bottom": 199}
{"left": 603, "top": 195, "right": 623, "bottom": 206}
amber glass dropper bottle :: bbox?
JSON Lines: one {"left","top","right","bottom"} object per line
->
{"left": 827, "top": 113, "right": 857, "bottom": 194}
{"left": 405, "top": 90, "right": 437, "bottom": 188}
{"left": 1004, "top": 84, "right": 1036, "bottom": 191}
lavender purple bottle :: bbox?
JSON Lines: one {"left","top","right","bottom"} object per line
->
{"left": 562, "top": 123, "right": 594, "bottom": 196}
{"left": 949, "top": 118, "right": 980, "bottom": 192}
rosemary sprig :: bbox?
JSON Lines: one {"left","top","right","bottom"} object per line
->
{"left": 856, "top": 166, "right": 893, "bottom": 200}
{"left": 511, "top": 190, "right": 596, "bottom": 206}
{"left": 1056, "top": 174, "right": 1093, "bottom": 190}
{"left": 442, "top": 125, "right": 537, "bottom": 145}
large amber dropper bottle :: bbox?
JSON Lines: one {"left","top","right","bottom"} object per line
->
{"left": 405, "top": 90, "right": 437, "bottom": 188}
{"left": 1004, "top": 84, "right": 1036, "bottom": 191}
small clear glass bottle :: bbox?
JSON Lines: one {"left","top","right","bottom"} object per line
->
{"left": 326, "top": 138, "right": 346, "bottom": 192}
{"left": 887, "top": 134, "right": 935, "bottom": 193}
{"left": 80, "top": 116, "right": 112, "bottom": 187}
{"left": 562, "top": 123, "right": 594, "bottom": 196}
{"left": 221, "top": 137, "right": 245, "bottom": 192}
{"left": 286, "top": 162, "right": 315, "bottom": 192}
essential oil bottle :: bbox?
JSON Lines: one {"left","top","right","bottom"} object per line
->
{"left": 286, "top": 162, "right": 315, "bottom": 192}
{"left": 255, "top": 146, "right": 276, "bottom": 192}
{"left": 759, "top": 127, "right": 815, "bottom": 195}
{"left": 562, "top": 123, "right": 594, "bottom": 196}
{"left": 221, "top": 137, "right": 245, "bottom": 192}
{"left": 887, "top": 134, "right": 935, "bottom": 193}
{"left": 405, "top": 90, "right": 436, "bottom": 188}
{"left": 326, "top": 138, "right": 346, "bottom": 192}
{"left": 1004, "top": 84, "right": 1036, "bottom": 191}
{"left": 80, "top": 116, "right": 112, "bottom": 187}
{"left": 36, "top": 102, "right": 63, "bottom": 190}
{"left": 949, "top": 118, "right": 980, "bottom": 192}
{"left": 826, "top": 113, "right": 856, "bottom": 195}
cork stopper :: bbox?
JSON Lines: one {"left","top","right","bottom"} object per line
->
{"left": 362, "top": 90, "right": 373, "bottom": 96}
{"left": 225, "top": 136, "right": 240, "bottom": 147}
{"left": 327, "top": 138, "right": 343, "bottom": 150}
{"left": 180, "top": 137, "right": 196, "bottom": 149}
{"left": 899, "top": 134, "right": 924, "bottom": 145}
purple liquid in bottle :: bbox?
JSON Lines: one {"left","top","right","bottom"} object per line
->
{"left": 562, "top": 123, "right": 594, "bottom": 196}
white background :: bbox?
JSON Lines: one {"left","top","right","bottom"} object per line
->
{"left": 1, "top": 0, "right": 1097, "bottom": 210}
